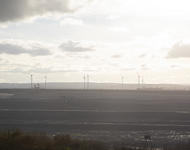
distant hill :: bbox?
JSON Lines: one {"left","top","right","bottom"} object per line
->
{"left": 0, "top": 82, "right": 189, "bottom": 90}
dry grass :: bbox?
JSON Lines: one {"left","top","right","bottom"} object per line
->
{"left": 0, "top": 130, "right": 190, "bottom": 150}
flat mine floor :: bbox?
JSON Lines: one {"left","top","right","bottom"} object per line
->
{"left": 0, "top": 89, "right": 190, "bottom": 144}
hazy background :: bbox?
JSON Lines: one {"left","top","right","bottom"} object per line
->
{"left": 0, "top": 0, "right": 190, "bottom": 84}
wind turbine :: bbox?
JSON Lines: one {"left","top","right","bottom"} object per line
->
{"left": 137, "top": 73, "right": 141, "bottom": 86}
{"left": 87, "top": 74, "right": 90, "bottom": 89}
{"left": 44, "top": 75, "right": 47, "bottom": 89}
{"left": 30, "top": 74, "right": 33, "bottom": 89}
{"left": 121, "top": 76, "right": 124, "bottom": 89}
{"left": 83, "top": 74, "right": 86, "bottom": 89}
{"left": 141, "top": 76, "right": 144, "bottom": 89}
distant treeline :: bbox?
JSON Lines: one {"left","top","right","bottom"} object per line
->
{"left": 0, "top": 130, "right": 190, "bottom": 150}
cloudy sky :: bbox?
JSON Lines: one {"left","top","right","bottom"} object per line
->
{"left": 0, "top": 0, "right": 190, "bottom": 84}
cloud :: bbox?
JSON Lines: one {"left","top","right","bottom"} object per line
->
{"left": 167, "top": 42, "right": 190, "bottom": 58}
{"left": 112, "top": 54, "right": 122, "bottom": 58}
{"left": 170, "top": 65, "right": 179, "bottom": 69}
{"left": 0, "top": 42, "right": 51, "bottom": 56}
{"left": 140, "top": 64, "right": 150, "bottom": 70}
{"left": 0, "top": 0, "right": 91, "bottom": 23}
{"left": 59, "top": 40, "right": 95, "bottom": 52}
{"left": 122, "top": 67, "right": 136, "bottom": 71}
{"left": 108, "top": 26, "right": 129, "bottom": 33}
{"left": 139, "top": 54, "right": 146, "bottom": 58}
{"left": 60, "top": 18, "right": 84, "bottom": 26}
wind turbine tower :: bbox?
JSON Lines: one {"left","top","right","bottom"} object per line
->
{"left": 87, "top": 74, "right": 90, "bottom": 89}
{"left": 30, "top": 74, "right": 33, "bottom": 89}
{"left": 137, "top": 73, "right": 141, "bottom": 89}
{"left": 83, "top": 74, "right": 86, "bottom": 89}
{"left": 137, "top": 74, "right": 140, "bottom": 85}
{"left": 141, "top": 76, "right": 144, "bottom": 88}
{"left": 121, "top": 76, "right": 124, "bottom": 89}
{"left": 44, "top": 75, "right": 47, "bottom": 89}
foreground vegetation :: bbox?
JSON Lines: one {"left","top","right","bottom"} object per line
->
{"left": 0, "top": 130, "right": 190, "bottom": 150}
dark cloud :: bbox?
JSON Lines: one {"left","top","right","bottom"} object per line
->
{"left": 167, "top": 42, "right": 190, "bottom": 58}
{"left": 0, "top": 43, "right": 51, "bottom": 56}
{"left": 59, "top": 40, "right": 95, "bottom": 52}
{"left": 0, "top": 0, "right": 74, "bottom": 23}
{"left": 29, "top": 47, "right": 51, "bottom": 56}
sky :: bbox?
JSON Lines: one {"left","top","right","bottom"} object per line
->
{"left": 0, "top": 0, "right": 190, "bottom": 84}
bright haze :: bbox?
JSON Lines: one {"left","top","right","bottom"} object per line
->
{"left": 0, "top": 0, "right": 190, "bottom": 84}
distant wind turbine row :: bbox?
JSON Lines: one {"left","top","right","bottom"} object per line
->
{"left": 137, "top": 73, "right": 144, "bottom": 89}
{"left": 83, "top": 74, "right": 90, "bottom": 89}
{"left": 30, "top": 74, "right": 47, "bottom": 89}
{"left": 29, "top": 73, "right": 145, "bottom": 90}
